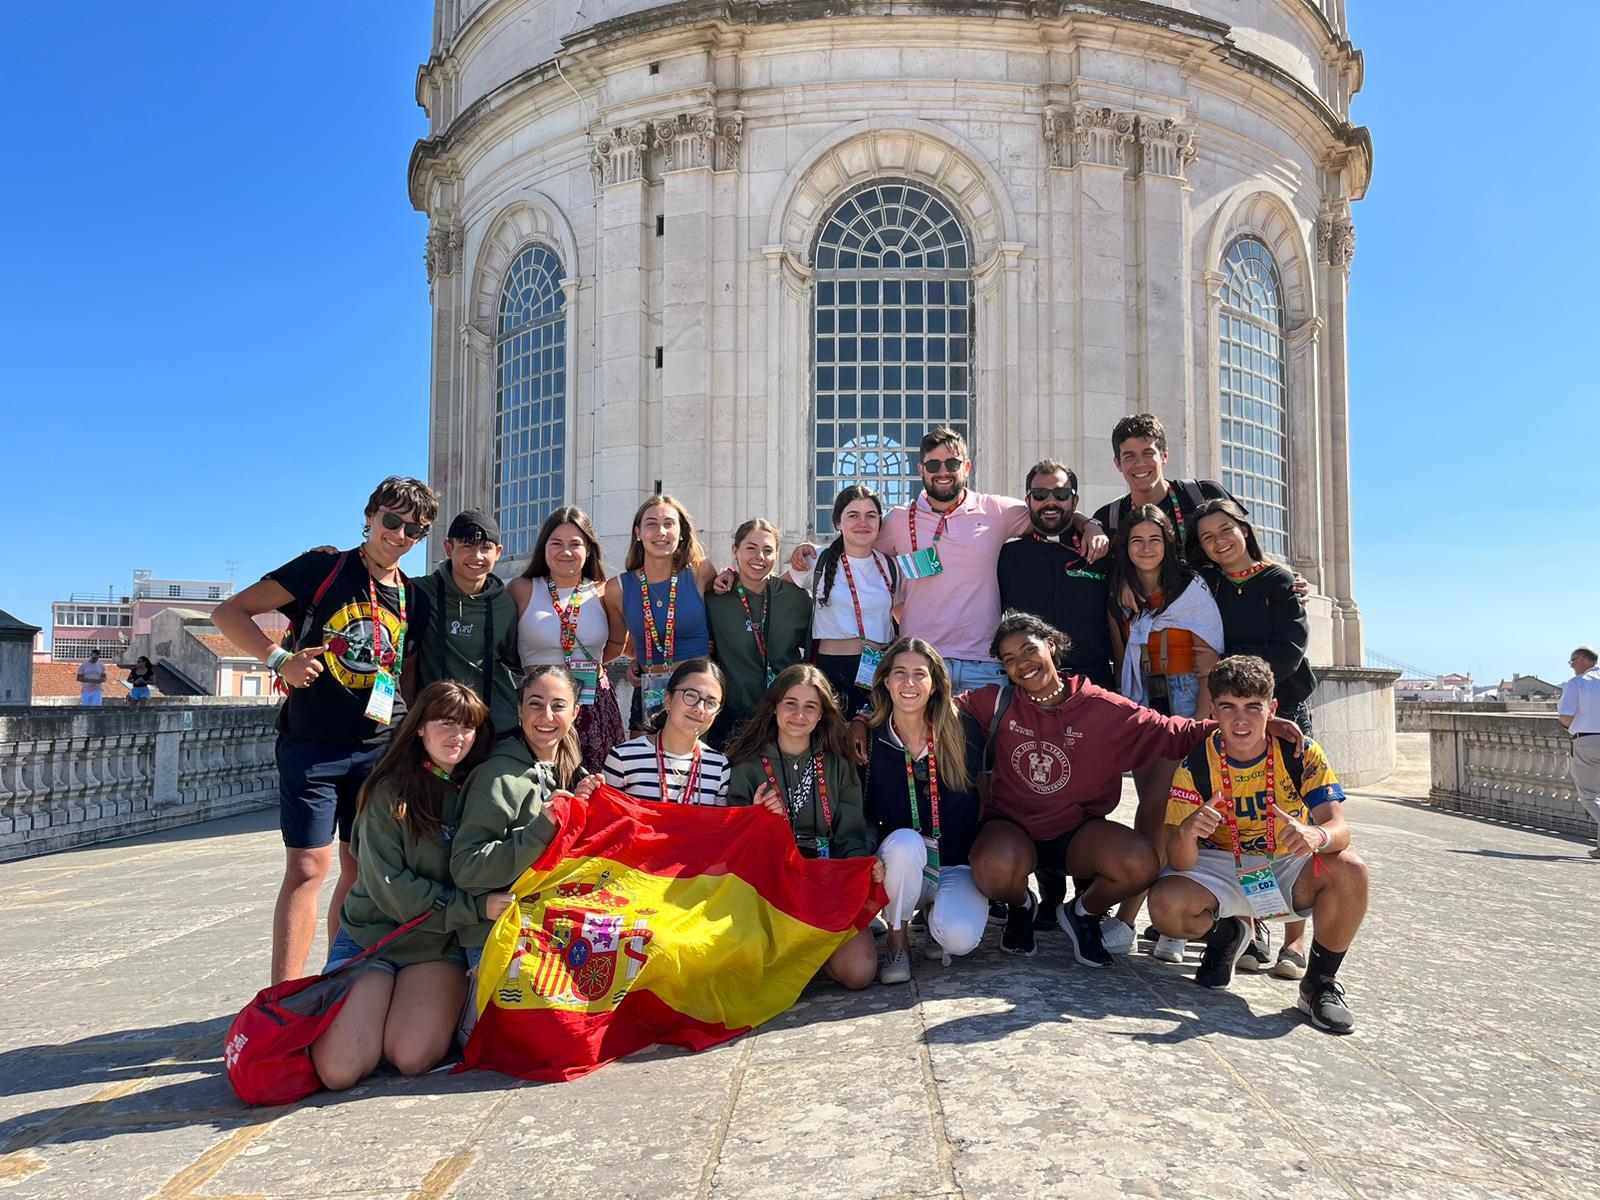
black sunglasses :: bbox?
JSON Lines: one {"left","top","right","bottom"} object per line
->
{"left": 378, "top": 511, "right": 431, "bottom": 540}
{"left": 1028, "top": 487, "right": 1076, "bottom": 503}
{"left": 921, "top": 457, "right": 964, "bottom": 474}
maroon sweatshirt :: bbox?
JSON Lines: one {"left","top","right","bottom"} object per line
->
{"left": 959, "top": 678, "right": 1214, "bottom": 839}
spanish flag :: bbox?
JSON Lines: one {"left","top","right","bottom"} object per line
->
{"left": 459, "top": 784, "right": 886, "bottom": 1082}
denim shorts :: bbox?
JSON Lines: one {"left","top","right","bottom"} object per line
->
{"left": 321, "top": 928, "right": 466, "bottom": 976}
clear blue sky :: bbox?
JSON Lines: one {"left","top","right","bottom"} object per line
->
{"left": 5, "top": 3, "right": 1593, "bottom": 687}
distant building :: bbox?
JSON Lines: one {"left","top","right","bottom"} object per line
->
{"left": 136, "top": 607, "right": 284, "bottom": 697}
{"left": 32, "top": 659, "right": 144, "bottom": 701}
{"left": 1495, "top": 674, "right": 1562, "bottom": 702}
{"left": 50, "top": 571, "right": 233, "bottom": 662}
{"left": 1395, "top": 673, "right": 1474, "bottom": 704}
{"left": 0, "top": 609, "right": 42, "bottom": 706}
{"left": 127, "top": 570, "right": 234, "bottom": 638}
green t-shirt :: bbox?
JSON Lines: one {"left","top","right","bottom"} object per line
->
{"left": 706, "top": 578, "right": 813, "bottom": 721}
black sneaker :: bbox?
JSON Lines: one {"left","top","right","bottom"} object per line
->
{"left": 1034, "top": 872, "right": 1067, "bottom": 931}
{"left": 1238, "top": 919, "right": 1273, "bottom": 972}
{"left": 1297, "top": 977, "right": 1356, "bottom": 1034}
{"left": 1195, "top": 917, "right": 1251, "bottom": 989}
{"left": 1001, "top": 895, "right": 1037, "bottom": 956}
{"left": 1140, "top": 924, "right": 1160, "bottom": 943}
{"left": 987, "top": 900, "right": 1009, "bottom": 927}
{"left": 1056, "top": 900, "right": 1113, "bottom": 969}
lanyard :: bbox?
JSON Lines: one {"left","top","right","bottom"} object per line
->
{"left": 896, "top": 723, "right": 941, "bottom": 870}
{"left": 839, "top": 552, "right": 893, "bottom": 641}
{"left": 1224, "top": 561, "right": 1271, "bottom": 593}
{"left": 1216, "top": 734, "right": 1277, "bottom": 867}
{"left": 637, "top": 570, "right": 678, "bottom": 667}
{"left": 760, "top": 752, "right": 832, "bottom": 841}
{"left": 656, "top": 735, "right": 704, "bottom": 804}
{"left": 735, "top": 582, "right": 771, "bottom": 666}
{"left": 1032, "top": 531, "right": 1104, "bottom": 581}
{"left": 908, "top": 501, "right": 955, "bottom": 553}
{"left": 361, "top": 550, "right": 406, "bottom": 671}
{"left": 547, "top": 578, "right": 598, "bottom": 661}
{"left": 421, "top": 760, "right": 457, "bottom": 786}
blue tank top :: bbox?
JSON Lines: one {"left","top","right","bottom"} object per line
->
{"left": 620, "top": 568, "right": 711, "bottom": 667}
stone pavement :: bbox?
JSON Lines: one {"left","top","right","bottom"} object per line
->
{"left": 2, "top": 733, "right": 1597, "bottom": 1200}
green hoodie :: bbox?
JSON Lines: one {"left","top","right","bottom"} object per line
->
{"left": 449, "top": 735, "right": 568, "bottom": 948}
{"left": 415, "top": 564, "right": 522, "bottom": 735}
{"left": 727, "top": 744, "right": 869, "bottom": 859}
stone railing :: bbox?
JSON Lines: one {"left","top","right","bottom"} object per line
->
{"left": 1396, "top": 700, "right": 1555, "bottom": 733}
{"left": 1427, "top": 710, "right": 1589, "bottom": 839}
{"left": 0, "top": 704, "right": 279, "bottom": 861}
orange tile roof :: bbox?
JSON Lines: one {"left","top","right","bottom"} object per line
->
{"left": 32, "top": 662, "right": 136, "bottom": 698}
{"left": 195, "top": 633, "right": 256, "bottom": 660}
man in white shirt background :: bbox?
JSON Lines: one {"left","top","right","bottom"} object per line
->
{"left": 1558, "top": 645, "right": 1600, "bottom": 858}
{"left": 76, "top": 649, "right": 108, "bottom": 707}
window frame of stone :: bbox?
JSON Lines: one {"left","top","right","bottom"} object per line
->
{"left": 492, "top": 242, "right": 568, "bottom": 560}
{"left": 807, "top": 177, "right": 976, "bottom": 535}
{"left": 1217, "top": 235, "right": 1291, "bottom": 560}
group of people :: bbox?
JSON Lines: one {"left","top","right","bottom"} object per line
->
{"left": 212, "top": 412, "right": 1371, "bottom": 1091}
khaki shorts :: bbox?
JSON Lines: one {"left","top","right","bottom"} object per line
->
{"left": 1159, "top": 849, "right": 1315, "bottom": 921}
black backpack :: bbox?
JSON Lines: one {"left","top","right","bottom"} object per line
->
{"left": 1187, "top": 735, "right": 1308, "bottom": 804}
{"left": 1105, "top": 480, "right": 1208, "bottom": 535}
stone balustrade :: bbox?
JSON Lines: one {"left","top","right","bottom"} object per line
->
{"left": 1427, "top": 710, "right": 1589, "bottom": 839}
{"left": 1397, "top": 700, "right": 1554, "bottom": 733}
{"left": 0, "top": 704, "right": 280, "bottom": 861}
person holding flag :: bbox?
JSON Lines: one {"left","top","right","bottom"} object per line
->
{"left": 1149, "top": 655, "right": 1368, "bottom": 1034}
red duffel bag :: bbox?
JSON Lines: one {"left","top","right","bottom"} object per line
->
{"left": 223, "top": 911, "right": 432, "bottom": 1106}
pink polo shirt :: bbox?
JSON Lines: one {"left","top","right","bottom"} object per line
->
{"left": 876, "top": 490, "right": 1030, "bottom": 662}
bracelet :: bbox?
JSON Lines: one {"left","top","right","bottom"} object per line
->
{"left": 266, "top": 646, "right": 293, "bottom": 673}
{"left": 1315, "top": 826, "right": 1332, "bottom": 852}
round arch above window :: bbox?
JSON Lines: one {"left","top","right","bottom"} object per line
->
{"left": 1217, "top": 236, "right": 1289, "bottom": 560}
{"left": 494, "top": 243, "right": 567, "bottom": 559}
{"left": 809, "top": 178, "right": 975, "bottom": 533}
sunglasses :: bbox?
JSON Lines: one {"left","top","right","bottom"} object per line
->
{"left": 921, "top": 457, "right": 964, "bottom": 474}
{"left": 377, "top": 511, "right": 431, "bottom": 540}
{"left": 1028, "top": 487, "right": 1076, "bottom": 503}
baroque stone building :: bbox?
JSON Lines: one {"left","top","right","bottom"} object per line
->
{"left": 411, "top": 0, "right": 1370, "bottom": 669}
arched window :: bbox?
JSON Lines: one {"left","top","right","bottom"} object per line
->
{"left": 494, "top": 244, "right": 566, "bottom": 558}
{"left": 1218, "top": 237, "right": 1289, "bottom": 559}
{"left": 810, "top": 178, "right": 973, "bottom": 533}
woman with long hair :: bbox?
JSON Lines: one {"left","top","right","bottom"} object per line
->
{"left": 127, "top": 655, "right": 155, "bottom": 704}
{"left": 510, "top": 506, "right": 629, "bottom": 770}
{"left": 603, "top": 658, "right": 732, "bottom": 806}
{"left": 1104, "top": 505, "right": 1223, "bottom": 956}
{"left": 725, "top": 664, "right": 881, "bottom": 989}
{"left": 311, "top": 681, "right": 494, "bottom": 1089}
{"left": 1191, "top": 496, "right": 1318, "bottom": 979}
{"left": 784, "top": 485, "right": 900, "bottom": 713}
{"left": 860, "top": 639, "right": 987, "bottom": 984}
{"left": 706, "top": 519, "right": 813, "bottom": 747}
{"left": 603, "top": 494, "right": 718, "bottom": 733}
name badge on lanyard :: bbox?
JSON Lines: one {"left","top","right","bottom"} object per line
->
{"left": 854, "top": 645, "right": 884, "bottom": 689}
{"left": 567, "top": 658, "right": 600, "bottom": 705}
{"left": 895, "top": 545, "right": 943, "bottom": 580}
{"left": 1235, "top": 861, "right": 1292, "bottom": 920}
{"left": 364, "top": 668, "right": 397, "bottom": 725}
{"left": 642, "top": 669, "right": 672, "bottom": 716}
{"left": 1216, "top": 739, "right": 1293, "bottom": 920}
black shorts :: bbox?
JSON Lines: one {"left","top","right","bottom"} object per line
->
{"left": 978, "top": 813, "right": 1086, "bottom": 878}
{"left": 276, "top": 737, "right": 386, "bottom": 849}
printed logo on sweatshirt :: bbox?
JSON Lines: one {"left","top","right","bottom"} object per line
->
{"left": 449, "top": 620, "right": 477, "bottom": 637}
{"left": 1010, "top": 741, "right": 1071, "bottom": 793}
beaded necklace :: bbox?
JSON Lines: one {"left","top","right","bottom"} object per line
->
{"left": 1223, "top": 560, "right": 1272, "bottom": 594}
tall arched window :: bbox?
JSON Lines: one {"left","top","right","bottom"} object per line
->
{"left": 810, "top": 179, "right": 973, "bottom": 533}
{"left": 494, "top": 244, "right": 566, "bottom": 558}
{"left": 1218, "top": 237, "right": 1289, "bottom": 559}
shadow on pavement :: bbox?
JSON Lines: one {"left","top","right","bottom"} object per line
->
{"left": 1446, "top": 848, "right": 1594, "bottom": 863}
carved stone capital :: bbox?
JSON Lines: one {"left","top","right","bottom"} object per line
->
{"left": 1042, "top": 105, "right": 1071, "bottom": 169}
{"left": 424, "top": 216, "right": 464, "bottom": 286}
{"left": 589, "top": 121, "right": 652, "bottom": 188}
{"left": 1069, "top": 104, "right": 1137, "bottom": 170}
{"left": 1135, "top": 116, "right": 1198, "bottom": 180}
{"left": 715, "top": 113, "right": 743, "bottom": 172}
{"left": 653, "top": 110, "right": 717, "bottom": 173}
{"left": 1317, "top": 213, "right": 1356, "bottom": 267}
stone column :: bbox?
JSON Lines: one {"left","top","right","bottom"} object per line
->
{"left": 589, "top": 123, "right": 654, "bottom": 544}
{"left": 1132, "top": 117, "right": 1197, "bottom": 449}
{"left": 424, "top": 203, "right": 466, "bottom": 560}
{"left": 460, "top": 321, "right": 494, "bottom": 512}
{"left": 1317, "top": 207, "right": 1361, "bottom": 666}
{"left": 1068, "top": 105, "right": 1135, "bottom": 457}
{"left": 762, "top": 246, "right": 813, "bottom": 534}
{"left": 1286, "top": 315, "right": 1325, "bottom": 587}
{"left": 973, "top": 243, "right": 1024, "bottom": 486}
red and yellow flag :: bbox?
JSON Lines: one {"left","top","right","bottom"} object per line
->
{"left": 459, "top": 784, "right": 885, "bottom": 1082}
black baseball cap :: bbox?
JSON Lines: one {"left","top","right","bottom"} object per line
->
{"left": 446, "top": 509, "right": 502, "bottom": 544}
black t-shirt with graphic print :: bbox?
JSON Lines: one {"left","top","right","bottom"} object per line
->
{"left": 267, "top": 550, "right": 417, "bottom": 747}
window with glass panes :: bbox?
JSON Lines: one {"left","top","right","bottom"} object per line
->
{"left": 494, "top": 244, "right": 567, "bottom": 558}
{"left": 810, "top": 179, "right": 973, "bottom": 533}
{"left": 1218, "top": 237, "right": 1289, "bottom": 559}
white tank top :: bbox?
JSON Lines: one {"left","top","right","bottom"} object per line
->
{"left": 517, "top": 579, "right": 612, "bottom": 667}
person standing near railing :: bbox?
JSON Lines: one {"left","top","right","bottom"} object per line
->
{"left": 1559, "top": 646, "right": 1600, "bottom": 859}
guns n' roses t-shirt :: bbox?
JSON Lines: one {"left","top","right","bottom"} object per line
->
{"left": 268, "top": 550, "right": 416, "bottom": 746}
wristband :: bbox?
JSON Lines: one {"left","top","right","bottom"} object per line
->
{"left": 266, "top": 646, "right": 293, "bottom": 673}
{"left": 1315, "top": 826, "right": 1332, "bottom": 852}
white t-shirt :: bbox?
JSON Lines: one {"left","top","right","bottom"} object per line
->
{"left": 1560, "top": 669, "right": 1600, "bottom": 736}
{"left": 78, "top": 660, "right": 107, "bottom": 696}
{"left": 603, "top": 735, "right": 730, "bottom": 806}
{"left": 788, "top": 551, "right": 898, "bottom": 643}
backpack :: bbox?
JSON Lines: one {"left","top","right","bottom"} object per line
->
{"left": 1186, "top": 735, "right": 1307, "bottom": 805}
{"left": 1105, "top": 480, "right": 1207, "bottom": 535}
{"left": 272, "top": 551, "right": 350, "bottom": 700}
{"left": 222, "top": 910, "right": 432, "bottom": 1106}
{"left": 981, "top": 684, "right": 1016, "bottom": 775}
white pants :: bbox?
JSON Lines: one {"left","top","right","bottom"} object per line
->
{"left": 877, "top": 827, "right": 987, "bottom": 957}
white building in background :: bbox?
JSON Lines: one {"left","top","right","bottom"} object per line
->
{"left": 410, "top": 0, "right": 1370, "bottom": 668}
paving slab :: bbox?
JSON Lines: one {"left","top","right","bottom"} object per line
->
{"left": 2, "top": 738, "right": 1597, "bottom": 1200}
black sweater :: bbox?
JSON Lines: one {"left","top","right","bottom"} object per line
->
{"left": 1202, "top": 563, "right": 1316, "bottom": 710}
{"left": 862, "top": 711, "right": 985, "bottom": 866}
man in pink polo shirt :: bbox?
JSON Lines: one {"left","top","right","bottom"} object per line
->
{"left": 796, "top": 427, "right": 1109, "bottom": 692}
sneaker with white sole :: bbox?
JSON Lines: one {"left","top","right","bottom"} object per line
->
{"left": 1271, "top": 947, "right": 1307, "bottom": 980}
{"left": 1100, "top": 916, "right": 1136, "bottom": 955}
{"left": 924, "top": 935, "right": 947, "bottom": 961}
{"left": 1152, "top": 935, "right": 1188, "bottom": 963}
{"left": 1296, "top": 977, "right": 1355, "bottom": 1034}
{"left": 1238, "top": 919, "right": 1273, "bottom": 972}
{"left": 1056, "top": 900, "right": 1113, "bottom": 968}
{"left": 1195, "top": 917, "right": 1251, "bottom": 989}
{"left": 878, "top": 947, "right": 912, "bottom": 985}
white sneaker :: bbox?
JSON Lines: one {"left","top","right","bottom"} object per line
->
{"left": 1100, "top": 916, "right": 1136, "bottom": 955}
{"left": 924, "top": 936, "right": 947, "bottom": 961}
{"left": 1153, "top": 935, "right": 1188, "bottom": 963}
{"left": 879, "top": 947, "right": 912, "bottom": 985}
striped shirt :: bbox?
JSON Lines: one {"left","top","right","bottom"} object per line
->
{"left": 603, "top": 735, "right": 731, "bottom": 806}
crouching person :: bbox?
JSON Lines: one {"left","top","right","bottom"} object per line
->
{"left": 310, "top": 682, "right": 494, "bottom": 1089}
{"left": 1149, "top": 655, "right": 1369, "bottom": 1034}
